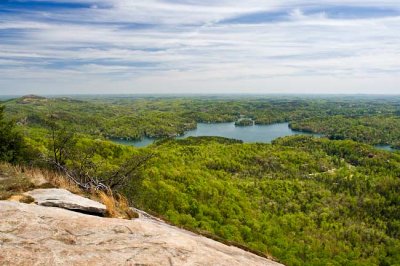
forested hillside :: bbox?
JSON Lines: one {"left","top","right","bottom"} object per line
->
{"left": 290, "top": 115, "right": 400, "bottom": 147}
{"left": 1, "top": 95, "right": 400, "bottom": 265}
{"left": 4, "top": 95, "right": 400, "bottom": 147}
{"left": 123, "top": 136, "right": 400, "bottom": 265}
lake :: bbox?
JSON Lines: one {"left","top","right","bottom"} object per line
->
{"left": 113, "top": 122, "right": 398, "bottom": 152}
{"left": 113, "top": 122, "right": 318, "bottom": 147}
{"left": 374, "top": 145, "right": 396, "bottom": 152}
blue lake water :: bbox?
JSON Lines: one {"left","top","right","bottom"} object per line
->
{"left": 114, "top": 122, "right": 318, "bottom": 147}
{"left": 374, "top": 145, "right": 396, "bottom": 152}
{"left": 113, "top": 122, "right": 398, "bottom": 152}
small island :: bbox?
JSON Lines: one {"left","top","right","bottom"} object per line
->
{"left": 235, "top": 118, "right": 254, "bottom": 127}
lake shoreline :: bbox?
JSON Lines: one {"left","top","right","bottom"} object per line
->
{"left": 112, "top": 122, "right": 398, "bottom": 153}
{"left": 113, "top": 122, "right": 319, "bottom": 147}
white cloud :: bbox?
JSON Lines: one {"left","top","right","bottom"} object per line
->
{"left": 0, "top": 0, "right": 399, "bottom": 94}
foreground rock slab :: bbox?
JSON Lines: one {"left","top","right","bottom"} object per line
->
{"left": 24, "top": 188, "right": 106, "bottom": 216}
{"left": 0, "top": 201, "right": 283, "bottom": 266}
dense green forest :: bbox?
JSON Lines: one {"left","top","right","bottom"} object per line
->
{"left": 290, "top": 116, "right": 400, "bottom": 148}
{"left": 4, "top": 95, "right": 400, "bottom": 147}
{"left": 1, "top": 95, "right": 400, "bottom": 265}
{"left": 125, "top": 136, "right": 400, "bottom": 266}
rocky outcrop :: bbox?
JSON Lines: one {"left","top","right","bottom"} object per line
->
{"left": 0, "top": 201, "right": 283, "bottom": 266}
{"left": 24, "top": 188, "right": 107, "bottom": 216}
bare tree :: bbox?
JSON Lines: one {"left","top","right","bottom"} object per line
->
{"left": 46, "top": 117, "right": 76, "bottom": 166}
{"left": 106, "top": 152, "right": 155, "bottom": 190}
{"left": 45, "top": 117, "right": 154, "bottom": 191}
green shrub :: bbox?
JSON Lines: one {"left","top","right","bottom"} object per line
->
{"left": 0, "top": 106, "right": 25, "bottom": 163}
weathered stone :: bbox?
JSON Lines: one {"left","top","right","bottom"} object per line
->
{"left": 24, "top": 188, "right": 107, "bottom": 216}
{"left": 0, "top": 201, "right": 283, "bottom": 266}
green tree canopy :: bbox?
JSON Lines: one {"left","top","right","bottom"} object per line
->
{"left": 0, "top": 105, "right": 24, "bottom": 162}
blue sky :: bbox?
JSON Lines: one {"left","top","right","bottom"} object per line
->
{"left": 0, "top": 0, "right": 400, "bottom": 95}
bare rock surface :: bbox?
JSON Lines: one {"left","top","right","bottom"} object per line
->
{"left": 0, "top": 201, "right": 283, "bottom": 266}
{"left": 24, "top": 188, "right": 106, "bottom": 216}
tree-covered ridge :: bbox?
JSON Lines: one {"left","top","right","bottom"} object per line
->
{"left": 290, "top": 115, "right": 400, "bottom": 148}
{"left": 4, "top": 95, "right": 400, "bottom": 147}
{"left": 121, "top": 136, "right": 400, "bottom": 266}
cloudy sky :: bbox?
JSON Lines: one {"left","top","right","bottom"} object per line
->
{"left": 0, "top": 0, "right": 400, "bottom": 95}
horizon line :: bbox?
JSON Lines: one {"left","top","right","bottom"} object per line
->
{"left": 1, "top": 92, "right": 400, "bottom": 97}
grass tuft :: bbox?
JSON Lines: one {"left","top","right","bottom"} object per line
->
{"left": 0, "top": 163, "right": 35, "bottom": 200}
{"left": 98, "top": 189, "right": 138, "bottom": 219}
